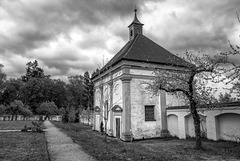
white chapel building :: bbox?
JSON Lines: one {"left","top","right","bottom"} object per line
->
{"left": 91, "top": 9, "right": 240, "bottom": 142}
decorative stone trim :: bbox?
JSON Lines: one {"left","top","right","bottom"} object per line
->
{"left": 121, "top": 132, "right": 133, "bottom": 142}
{"left": 120, "top": 75, "right": 132, "bottom": 82}
{"left": 94, "top": 106, "right": 101, "bottom": 112}
{"left": 108, "top": 80, "right": 113, "bottom": 86}
{"left": 112, "top": 105, "right": 123, "bottom": 112}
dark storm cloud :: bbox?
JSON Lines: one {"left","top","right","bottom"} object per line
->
{"left": 0, "top": 0, "right": 157, "bottom": 54}
{"left": 145, "top": 0, "right": 240, "bottom": 55}
{"left": 0, "top": 0, "right": 239, "bottom": 80}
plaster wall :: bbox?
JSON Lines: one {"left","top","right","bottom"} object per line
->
{"left": 103, "top": 84, "right": 111, "bottom": 130}
{"left": 94, "top": 88, "right": 101, "bottom": 107}
{"left": 112, "top": 79, "right": 123, "bottom": 108}
{"left": 216, "top": 113, "right": 240, "bottom": 141}
{"left": 167, "top": 110, "right": 189, "bottom": 139}
{"left": 130, "top": 78, "right": 162, "bottom": 139}
{"left": 167, "top": 114, "right": 179, "bottom": 137}
{"left": 167, "top": 107, "right": 240, "bottom": 142}
{"left": 185, "top": 114, "right": 206, "bottom": 138}
{"left": 166, "top": 93, "right": 186, "bottom": 107}
{"left": 206, "top": 108, "right": 240, "bottom": 141}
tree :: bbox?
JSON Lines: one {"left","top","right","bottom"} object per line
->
{"left": 1, "top": 78, "right": 24, "bottom": 104}
{"left": 83, "top": 72, "right": 93, "bottom": 109}
{"left": 148, "top": 52, "right": 228, "bottom": 149}
{"left": 21, "top": 60, "right": 49, "bottom": 82}
{"left": 221, "top": 13, "right": 240, "bottom": 81}
{"left": 232, "top": 79, "right": 240, "bottom": 98}
{"left": 0, "top": 64, "right": 7, "bottom": 103}
{"left": 82, "top": 71, "right": 94, "bottom": 123}
{"left": 221, "top": 13, "right": 240, "bottom": 101}
{"left": 21, "top": 77, "right": 65, "bottom": 113}
{"left": 5, "top": 100, "right": 28, "bottom": 120}
{"left": 0, "top": 64, "right": 6, "bottom": 85}
{"left": 19, "top": 105, "right": 33, "bottom": 120}
{"left": 51, "top": 79, "right": 67, "bottom": 108}
{"left": 21, "top": 78, "right": 48, "bottom": 113}
{"left": 0, "top": 104, "right": 7, "bottom": 116}
{"left": 37, "top": 101, "right": 58, "bottom": 120}
{"left": 218, "top": 92, "right": 236, "bottom": 103}
{"left": 67, "top": 75, "right": 85, "bottom": 122}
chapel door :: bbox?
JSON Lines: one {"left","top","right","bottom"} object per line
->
{"left": 116, "top": 118, "right": 120, "bottom": 138}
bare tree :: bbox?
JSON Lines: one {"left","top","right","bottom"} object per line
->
{"left": 148, "top": 51, "right": 228, "bottom": 149}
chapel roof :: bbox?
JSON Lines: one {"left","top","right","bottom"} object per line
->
{"left": 101, "top": 34, "right": 191, "bottom": 71}
{"left": 92, "top": 9, "right": 191, "bottom": 79}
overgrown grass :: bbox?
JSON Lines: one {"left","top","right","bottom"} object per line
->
{"left": 0, "top": 132, "right": 50, "bottom": 161}
{"left": 53, "top": 122, "right": 240, "bottom": 161}
{"left": 0, "top": 121, "right": 43, "bottom": 130}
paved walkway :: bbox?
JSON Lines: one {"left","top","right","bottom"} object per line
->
{"left": 44, "top": 121, "right": 96, "bottom": 161}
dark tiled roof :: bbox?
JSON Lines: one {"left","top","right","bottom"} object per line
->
{"left": 104, "top": 34, "right": 191, "bottom": 69}
{"left": 167, "top": 102, "right": 240, "bottom": 110}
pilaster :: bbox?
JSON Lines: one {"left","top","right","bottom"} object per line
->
{"left": 108, "top": 80, "right": 113, "bottom": 136}
{"left": 99, "top": 85, "right": 103, "bottom": 123}
{"left": 159, "top": 90, "right": 168, "bottom": 137}
{"left": 92, "top": 87, "right": 96, "bottom": 130}
{"left": 206, "top": 113, "right": 218, "bottom": 140}
{"left": 178, "top": 114, "right": 186, "bottom": 139}
{"left": 120, "top": 75, "right": 132, "bottom": 141}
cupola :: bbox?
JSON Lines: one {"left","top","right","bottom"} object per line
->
{"left": 128, "top": 7, "right": 144, "bottom": 41}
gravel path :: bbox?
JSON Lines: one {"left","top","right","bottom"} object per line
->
{"left": 44, "top": 120, "right": 96, "bottom": 161}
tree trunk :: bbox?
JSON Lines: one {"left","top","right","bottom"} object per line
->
{"left": 190, "top": 102, "right": 202, "bottom": 150}
{"left": 44, "top": 115, "right": 49, "bottom": 121}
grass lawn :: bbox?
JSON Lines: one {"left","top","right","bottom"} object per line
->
{"left": 0, "top": 132, "right": 49, "bottom": 161}
{"left": 53, "top": 122, "right": 240, "bottom": 161}
{"left": 0, "top": 121, "right": 44, "bottom": 130}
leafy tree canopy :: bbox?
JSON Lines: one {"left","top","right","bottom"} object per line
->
{"left": 22, "top": 60, "right": 49, "bottom": 82}
{"left": 218, "top": 92, "right": 236, "bottom": 103}
{"left": 37, "top": 101, "right": 58, "bottom": 116}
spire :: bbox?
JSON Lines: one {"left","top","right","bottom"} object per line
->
{"left": 128, "top": 7, "right": 144, "bottom": 41}
{"left": 128, "top": 6, "right": 143, "bottom": 27}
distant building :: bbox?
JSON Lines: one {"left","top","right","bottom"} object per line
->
{"left": 91, "top": 9, "right": 240, "bottom": 142}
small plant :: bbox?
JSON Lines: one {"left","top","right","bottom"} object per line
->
{"left": 21, "top": 121, "right": 43, "bottom": 132}
{"left": 100, "top": 121, "right": 104, "bottom": 135}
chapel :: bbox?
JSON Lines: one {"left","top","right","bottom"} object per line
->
{"left": 91, "top": 8, "right": 188, "bottom": 141}
{"left": 91, "top": 9, "right": 240, "bottom": 142}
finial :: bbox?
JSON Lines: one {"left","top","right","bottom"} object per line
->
{"left": 134, "top": 5, "right": 137, "bottom": 13}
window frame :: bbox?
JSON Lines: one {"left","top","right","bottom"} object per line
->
{"left": 145, "top": 105, "right": 155, "bottom": 121}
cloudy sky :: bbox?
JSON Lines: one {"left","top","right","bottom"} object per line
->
{"left": 0, "top": 0, "right": 240, "bottom": 82}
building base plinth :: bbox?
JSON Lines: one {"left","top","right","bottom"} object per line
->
{"left": 161, "top": 129, "right": 170, "bottom": 137}
{"left": 121, "top": 132, "right": 133, "bottom": 142}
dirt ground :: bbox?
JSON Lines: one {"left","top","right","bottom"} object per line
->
{"left": 52, "top": 122, "right": 240, "bottom": 161}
